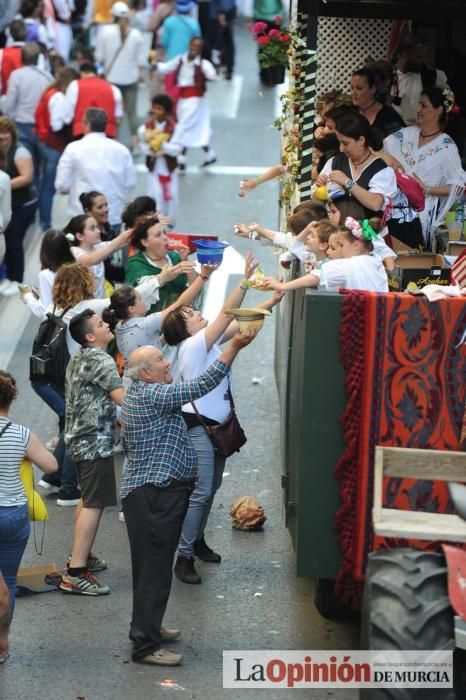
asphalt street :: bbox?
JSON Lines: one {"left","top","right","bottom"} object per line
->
{"left": 0, "top": 23, "right": 359, "bottom": 700}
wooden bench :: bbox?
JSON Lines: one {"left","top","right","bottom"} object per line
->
{"left": 373, "top": 446, "right": 466, "bottom": 542}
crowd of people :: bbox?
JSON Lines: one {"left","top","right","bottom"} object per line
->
{"left": 0, "top": 0, "right": 465, "bottom": 674}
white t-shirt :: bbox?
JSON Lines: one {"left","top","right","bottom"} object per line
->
{"left": 71, "top": 242, "right": 107, "bottom": 299}
{"left": 317, "top": 255, "right": 389, "bottom": 293}
{"left": 176, "top": 328, "right": 230, "bottom": 423}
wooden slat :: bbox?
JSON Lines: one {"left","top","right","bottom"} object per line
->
{"left": 378, "top": 446, "right": 466, "bottom": 481}
{"left": 374, "top": 508, "right": 466, "bottom": 543}
{"left": 373, "top": 446, "right": 384, "bottom": 523}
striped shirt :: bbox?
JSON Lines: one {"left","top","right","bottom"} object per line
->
{"left": 120, "top": 359, "right": 229, "bottom": 498}
{"left": 0, "top": 417, "right": 30, "bottom": 507}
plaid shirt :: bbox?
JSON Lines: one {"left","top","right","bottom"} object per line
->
{"left": 119, "top": 359, "right": 229, "bottom": 498}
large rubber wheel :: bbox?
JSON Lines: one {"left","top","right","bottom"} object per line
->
{"left": 360, "top": 548, "right": 455, "bottom": 700}
{"left": 313, "top": 578, "right": 348, "bottom": 620}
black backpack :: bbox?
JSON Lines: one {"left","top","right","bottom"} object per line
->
{"left": 29, "top": 307, "right": 71, "bottom": 388}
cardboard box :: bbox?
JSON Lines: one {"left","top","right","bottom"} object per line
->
{"left": 388, "top": 253, "right": 451, "bottom": 292}
{"left": 166, "top": 233, "right": 218, "bottom": 254}
{"left": 16, "top": 563, "right": 60, "bottom": 596}
{"left": 447, "top": 241, "right": 466, "bottom": 257}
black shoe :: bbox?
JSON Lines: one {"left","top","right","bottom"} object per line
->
{"left": 178, "top": 162, "right": 186, "bottom": 174}
{"left": 201, "top": 155, "right": 217, "bottom": 168}
{"left": 193, "top": 537, "right": 221, "bottom": 563}
{"left": 56, "top": 488, "right": 81, "bottom": 507}
{"left": 174, "top": 556, "right": 201, "bottom": 585}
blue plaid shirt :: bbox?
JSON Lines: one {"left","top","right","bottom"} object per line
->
{"left": 119, "top": 359, "right": 229, "bottom": 498}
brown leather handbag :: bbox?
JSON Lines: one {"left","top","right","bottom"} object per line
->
{"left": 190, "top": 389, "right": 246, "bottom": 459}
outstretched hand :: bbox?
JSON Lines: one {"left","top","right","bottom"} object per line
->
{"left": 263, "top": 276, "right": 283, "bottom": 291}
{"left": 231, "top": 327, "right": 260, "bottom": 350}
{"left": 244, "top": 251, "right": 259, "bottom": 279}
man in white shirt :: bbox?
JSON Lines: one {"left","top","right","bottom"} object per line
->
{"left": 55, "top": 108, "right": 136, "bottom": 228}
{"left": 392, "top": 35, "right": 449, "bottom": 125}
{"left": 95, "top": 2, "right": 147, "bottom": 154}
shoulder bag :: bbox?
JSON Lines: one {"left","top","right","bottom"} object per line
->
{"left": 190, "top": 382, "right": 246, "bottom": 459}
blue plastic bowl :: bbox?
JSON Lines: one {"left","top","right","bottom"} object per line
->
{"left": 193, "top": 239, "right": 229, "bottom": 265}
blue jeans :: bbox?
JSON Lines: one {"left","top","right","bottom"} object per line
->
{"left": 53, "top": 432, "right": 78, "bottom": 493}
{"left": 178, "top": 425, "right": 226, "bottom": 558}
{"left": 17, "top": 123, "right": 41, "bottom": 189}
{"left": 37, "top": 142, "right": 60, "bottom": 231}
{"left": 0, "top": 504, "right": 30, "bottom": 619}
{"left": 31, "top": 382, "right": 65, "bottom": 432}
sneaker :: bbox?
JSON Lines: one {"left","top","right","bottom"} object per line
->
{"left": 118, "top": 509, "right": 125, "bottom": 522}
{"left": 174, "top": 556, "right": 201, "bottom": 585}
{"left": 59, "top": 569, "right": 110, "bottom": 596}
{"left": 137, "top": 648, "right": 182, "bottom": 666}
{"left": 178, "top": 162, "right": 186, "bottom": 174}
{"left": 193, "top": 536, "right": 221, "bottom": 563}
{"left": 0, "top": 278, "right": 10, "bottom": 293}
{"left": 1, "top": 280, "right": 20, "bottom": 296}
{"left": 45, "top": 435, "right": 60, "bottom": 451}
{"left": 161, "top": 626, "right": 181, "bottom": 642}
{"left": 87, "top": 552, "right": 107, "bottom": 572}
{"left": 56, "top": 488, "right": 81, "bottom": 507}
{"left": 38, "top": 477, "right": 60, "bottom": 493}
{"left": 65, "top": 552, "right": 107, "bottom": 573}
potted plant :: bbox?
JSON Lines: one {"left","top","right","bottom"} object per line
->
{"left": 252, "top": 16, "right": 291, "bottom": 86}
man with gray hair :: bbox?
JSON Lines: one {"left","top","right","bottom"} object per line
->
{"left": 55, "top": 107, "right": 136, "bottom": 229}
{"left": 4, "top": 42, "right": 52, "bottom": 181}
{"left": 120, "top": 331, "right": 257, "bottom": 667}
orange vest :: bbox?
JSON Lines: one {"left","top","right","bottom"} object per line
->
{"left": 0, "top": 46, "right": 22, "bottom": 95}
{"left": 93, "top": 0, "right": 115, "bottom": 23}
{"left": 35, "top": 87, "right": 67, "bottom": 152}
{"left": 73, "top": 77, "right": 117, "bottom": 138}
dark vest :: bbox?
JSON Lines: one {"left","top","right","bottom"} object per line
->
{"left": 331, "top": 153, "right": 387, "bottom": 218}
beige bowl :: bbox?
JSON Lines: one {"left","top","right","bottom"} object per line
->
{"left": 225, "top": 307, "right": 272, "bottom": 333}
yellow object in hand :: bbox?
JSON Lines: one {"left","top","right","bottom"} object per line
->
{"left": 315, "top": 185, "right": 329, "bottom": 201}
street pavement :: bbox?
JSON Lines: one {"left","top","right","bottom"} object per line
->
{"left": 0, "top": 23, "right": 359, "bottom": 700}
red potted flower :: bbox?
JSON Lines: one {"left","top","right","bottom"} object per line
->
{"left": 252, "top": 18, "right": 291, "bottom": 86}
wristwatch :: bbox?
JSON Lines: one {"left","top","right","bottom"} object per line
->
{"left": 344, "top": 178, "right": 356, "bottom": 192}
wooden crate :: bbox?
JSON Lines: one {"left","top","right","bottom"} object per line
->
{"left": 373, "top": 446, "right": 466, "bottom": 542}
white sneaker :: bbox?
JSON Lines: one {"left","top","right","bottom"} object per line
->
{"left": 0, "top": 278, "right": 10, "bottom": 293}
{"left": 1, "top": 281, "right": 20, "bottom": 296}
{"left": 118, "top": 509, "right": 125, "bottom": 522}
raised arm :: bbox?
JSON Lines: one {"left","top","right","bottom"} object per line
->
{"left": 153, "top": 331, "right": 258, "bottom": 411}
{"left": 221, "top": 291, "right": 284, "bottom": 342}
{"left": 75, "top": 230, "right": 132, "bottom": 267}
{"left": 204, "top": 252, "right": 257, "bottom": 350}
{"left": 160, "top": 264, "right": 218, "bottom": 322}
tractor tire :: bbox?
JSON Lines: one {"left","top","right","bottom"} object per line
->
{"left": 313, "top": 578, "right": 348, "bottom": 620}
{"left": 360, "top": 548, "right": 455, "bottom": 700}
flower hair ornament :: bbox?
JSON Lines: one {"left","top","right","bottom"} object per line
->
{"left": 65, "top": 233, "right": 75, "bottom": 242}
{"left": 442, "top": 87, "right": 456, "bottom": 114}
{"left": 345, "top": 217, "right": 380, "bottom": 241}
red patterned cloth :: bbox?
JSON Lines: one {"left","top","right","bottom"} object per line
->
{"left": 335, "top": 290, "right": 466, "bottom": 607}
